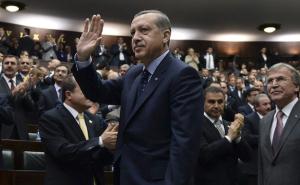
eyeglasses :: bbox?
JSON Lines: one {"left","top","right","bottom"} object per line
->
{"left": 21, "top": 62, "right": 30, "bottom": 65}
{"left": 267, "top": 76, "right": 290, "bottom": 85}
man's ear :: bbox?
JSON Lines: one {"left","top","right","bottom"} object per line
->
{"left": 65, "top": 91, "right": 72, "bottom": 101}
{"left": 162, "top": 29, "right": 171, "bottom": 45}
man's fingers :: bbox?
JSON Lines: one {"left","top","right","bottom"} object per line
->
{"left": 89, "top": 15, "right": 96, "bottom": 33}
{"left": 112, "top": 124, "right": 119, "bottom": 132}
{"left": 105, "top": 124, "right": 114, "bottom": 132}
{"left": 83, "top": 18, "right": 89, "bottom": 33}
{"left": 97, "top": 18, "right": 104, "bottom": 37}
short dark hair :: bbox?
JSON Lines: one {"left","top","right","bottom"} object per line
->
{"left": 24, "top": 28, "right": 30, "bottom": 35}
{"left": 204, "top": 86, "right": 225, "bottom": 99}
{"left": 244, "top": 87, "right": 259, "bottom": 98}
{"left": 61, "top": 74, "right": 77, "bottom": 102}
{"left": 55, "top": 64, "right": 70, "bottom": 74}
{"left": 3, "top": 55, "right": 18, "bottom": 62}
{"left": 253, "top": 93, "right": 269, "bottom": 107}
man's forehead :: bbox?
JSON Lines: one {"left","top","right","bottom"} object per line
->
{"left": 268, "top": 68, "right": 290, "bottom": 77}
{"left": 131, "top": 13, "right": 157, "bottom": 25}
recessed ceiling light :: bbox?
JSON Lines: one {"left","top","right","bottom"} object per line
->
{"left": 258, "top": 23, "right": 281, "bottom": 34}
{"left": 0, "top": 1, "right": 25, "bottom": 12}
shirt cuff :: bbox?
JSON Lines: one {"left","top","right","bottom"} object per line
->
{"left": 235, "top": 136, "right": 242, "bottom": 143}
{"left": 225, "top": 136, "right": 232, "bottom": 143}
{"left": 74, "top": 53, "right": 92, "bottom": 69}
{"left": 99, "top": 136, "right": 104, "bottom": 147}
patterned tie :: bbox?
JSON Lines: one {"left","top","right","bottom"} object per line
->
{"left": 9, "top": 79, "right": 15, "bottom": 91}
{"left": 214, "top": 120, "right": 225, "bottom": 137}
{"left": 77, "top": 113, "right": 89, "bottom": 140}
{"left": 138, "top": 69, "right": 151, "bottom": 97}
{"left": 272, "top": 111, "right": 284, "bottom": 152}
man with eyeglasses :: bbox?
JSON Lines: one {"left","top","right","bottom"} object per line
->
{"left": 0, "top": 55, "right": 21, "bottom": 95}
{"left": 258, "top": 63, "right": 300, "bottom": 185}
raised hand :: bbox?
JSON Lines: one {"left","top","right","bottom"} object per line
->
{"left": 77, "top": 14, "right": 104, "bottom": 61}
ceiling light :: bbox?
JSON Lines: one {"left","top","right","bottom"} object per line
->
{"left": 0, "top": 1, "right": 25, "bottom": 12}
{"left": 258, "top": 23, "right": 281, "bottom": 34}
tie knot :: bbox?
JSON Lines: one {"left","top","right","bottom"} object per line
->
{"left": 214, "top": 120, "right": 221, "bottom": 125}
{"left": 78, "top": 113, "right": 84, "bottom": 119}
{"left": 276, "top": 111, "right": 284, "bottom": 119}
{"left": 142, "top": 69, "right": 151, "bottom": 80}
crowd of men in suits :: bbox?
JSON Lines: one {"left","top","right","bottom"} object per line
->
{"left": 1, "top": 10, "right": 300, "bottom": 185}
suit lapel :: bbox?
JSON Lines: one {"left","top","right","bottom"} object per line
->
{"left": 125, "top": 65, "right": 143, "bottom": 118}
{"left": 261, "top": 110, "right": 275, "bottom": 161}
{"left": 273, "top": 101, "right": 300, "bottom": 160}
{"left": 60, "top": 105, "right": 86, "bottom": 141}
{"left": 204, "top": 117, "right": 222, "bottom": 139}
{"left": 124, "top": 54, "right": 172, "bottom": 128}
{"left": 0, "top": 77, "right": 11, "bottom": 93}
{"left": 84, "top": 113, "right": 95, "bottom": 138}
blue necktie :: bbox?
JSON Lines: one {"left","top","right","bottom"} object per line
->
{"left": 138, "top": 69, "right": 151, "bottom": 97}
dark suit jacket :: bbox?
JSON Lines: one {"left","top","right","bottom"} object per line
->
{"left": 0, "top": 76, "right": 12, "bottom": 95}
{"left": 240, "top": 111, "right": 260, "bottom": 175}
{"left": 238, "top": 104, "right": 254, "bottom": 116}
{"left": 40, "top": 85, "right": 60, "bottom": 112}
{"left": 258, "top": 100, "right": 300, "bottom": 185}
{"left": 256, "top": 54, "right": 270, "bottom": 69}
{"left": 0, "top": 88, "right": 42, "bottom": 139}
{"left": 39, "top": 104, "right": 112, "bottom": 185}
{"left": 194, "top": 117, "right": 251, "bottom": 185}
{"left": 18, "top": 35, "right": 34, "bottom": 55}
{"left": 109, "top": 44, "right": 131, "bottom": 67}
{"left": 72, "top": 52, "right": 204, "bottom": 185}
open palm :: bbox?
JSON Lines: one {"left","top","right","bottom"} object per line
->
{"left": 77, "top": 15, "right": 104, "bottom": 61}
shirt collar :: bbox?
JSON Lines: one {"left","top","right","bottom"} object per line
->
{"left": 248, "top": 103, "right": 254, "bottom": 110}
{"left": 54, "top": 83, "right": 61, "bottom": 92}
{"left": 257, "top": 112, "right": 264, "bottom": 119}
{"left": 63, "top": 102, "right": 79, "bottom": 120}
{"left": 204, "top": 112, "right": 222, "bottom": 123}
{"left": 145, "top": 50, "right": 169, "bottom": 75}
{"left": 2, "top": 74, "right": 16, "bottom": 84}
{"left": 276, "top": 97, "right": 298, "bottom": 117}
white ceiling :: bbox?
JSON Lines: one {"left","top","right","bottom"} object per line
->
{"left": 1, "top": 0, "right": 300, "bottom": 41}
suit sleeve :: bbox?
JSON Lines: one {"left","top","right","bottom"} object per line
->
{"left": 165, "top": 66, "right": 203, "bottom": 185}
{"left": 72, "top": 63, "right": 122, "bottom": 105}
{"left": 198, "top": 135, "right": 235, "bottom": 165}
{"left": 243, "top": 117, "right": 259, "bottom": 147}
{"left": 39, "top": 112, "right": 113, "bottom": 167}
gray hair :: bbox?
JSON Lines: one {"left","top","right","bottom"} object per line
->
{"left": 134, "top": 10, "right": 171, "bottom": 32}
{"left": 253, "top": 93, "right": 269, "bottom": 107}
{"left": 268, "top": 63, "right": 300, "bottom": 87}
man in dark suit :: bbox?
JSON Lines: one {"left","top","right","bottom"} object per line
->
{"left": 72, "top": 11, "right": 203, "bottom": 185}
{"left": 110, "top": 37, "right": 131, "bottom": 68}
{"left": 258, "top": 63, "right": 300, "bottom": 185}
{"left": 194, "top": 86, "right": 251, "bottom": 185}
{"left": 18, "top": 28, "right": 34, "bottom": 56}
{"left": 239, "top": 93, "right": 271, "bottom": 185}
{"left": 39, "top": 75, "right": 117, "bottom": 185}
{"left": 238, "top": 88, "right": 259, "bottom": 116}
{"left": 0, "top": 55, "right": 20, "bottom": 95}
{"left": 40, "top": 64, "right": 69, "bottom": 112}
{"left": 202, "top": 47, "right": 218, "bottom": 70}
{"left": 256, "top": 47, "right": 270, "bottom": 69}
